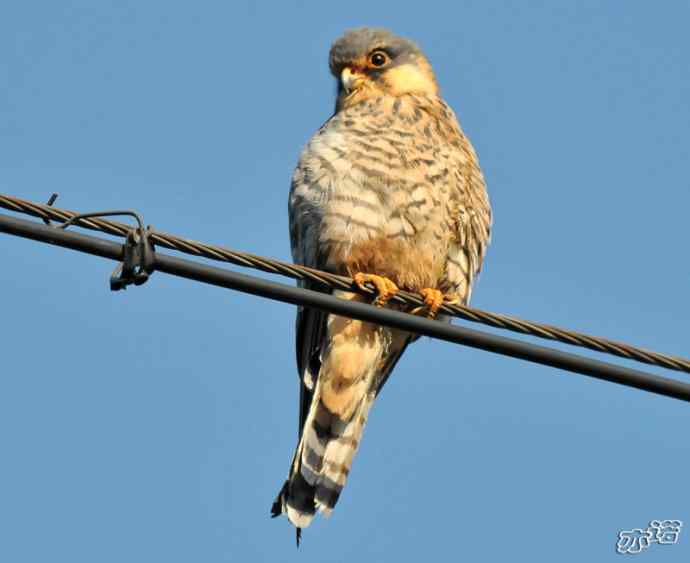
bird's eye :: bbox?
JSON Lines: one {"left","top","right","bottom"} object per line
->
{"left": 369, "top": 51, "right": 389, "bottom": 67}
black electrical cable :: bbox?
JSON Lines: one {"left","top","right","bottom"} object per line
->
{"left": 2, "top": 212, "right": 689, "bottom": 403}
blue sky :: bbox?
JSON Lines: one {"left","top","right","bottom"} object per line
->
{"left": 1, "top": 2, "right": 689, "bottom": 561}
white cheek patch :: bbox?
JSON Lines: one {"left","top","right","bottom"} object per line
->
{"left": 384, "top": 63, "right": 436, "bottom": 95}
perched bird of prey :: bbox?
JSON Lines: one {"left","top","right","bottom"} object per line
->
{"left": 272, "top": 28, "right": 492, "bottom": 542}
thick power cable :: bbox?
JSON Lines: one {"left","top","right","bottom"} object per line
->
{"left": 1, "top": 193, "right": 687, "bottom": 374}
{"left": 2, "top": 211, "right": 689, "bottom": 403}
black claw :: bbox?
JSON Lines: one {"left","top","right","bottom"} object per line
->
{"left": 296, "top": 527, "right": 302, "bottom": 548}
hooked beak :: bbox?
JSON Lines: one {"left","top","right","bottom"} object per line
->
{"left": 340, "top": 67, "right": 364, "bottom": 94}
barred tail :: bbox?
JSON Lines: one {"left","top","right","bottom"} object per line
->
{"left": 271, "top": 381, "right": 374, "bottom": 527}
{"left": 272, "top": 304, "right": 411, "bottom": 540}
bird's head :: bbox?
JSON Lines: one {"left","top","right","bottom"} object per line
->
{"left": 329, "top": 28, "right": 438, "bottom": 112}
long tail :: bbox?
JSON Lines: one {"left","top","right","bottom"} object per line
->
{"left": 272, "top": 305, "right": 410, "bottom": 538}
{"left": 272, "top": 382, "right": 375, "bottom": 525}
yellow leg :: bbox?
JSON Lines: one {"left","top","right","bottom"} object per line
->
{"left": 418, "top": 288, "right": 460, "bottom": 319}
{"left": 353, "top": 273, "right": 399, "bottom": 307}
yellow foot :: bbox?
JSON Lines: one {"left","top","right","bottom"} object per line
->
{"left": 353, "top": 273, "right": 399, "bottom": 307}
{"left": 417, "top": 288, "right": 459, "bottom": 319}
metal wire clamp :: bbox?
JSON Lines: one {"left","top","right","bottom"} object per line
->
{"left": 110, "top": 227, "right": 155, "bottom": 290}
{"left": 58, "top": 209, "right": 155, "bottom": 291}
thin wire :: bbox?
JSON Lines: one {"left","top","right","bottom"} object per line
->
{"left": 58, "top": 210, "right": 146, "bottom": 232}
{"left": 1, "top": 192, "right": 688, "bottom": 374}
{"left": 2, "top": 211, "right": 690, "bottom": 404}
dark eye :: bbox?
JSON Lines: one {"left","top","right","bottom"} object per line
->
{"left": 369, "top": 50, "right": 389, "bottom": 67}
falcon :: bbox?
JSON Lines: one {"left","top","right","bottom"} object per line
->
{"left": 272, "top": 28, "right": 492, "bottom": 541}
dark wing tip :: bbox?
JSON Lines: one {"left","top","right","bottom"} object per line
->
{"left": 271, "top": 481, "right": 288, "bottom": 518}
